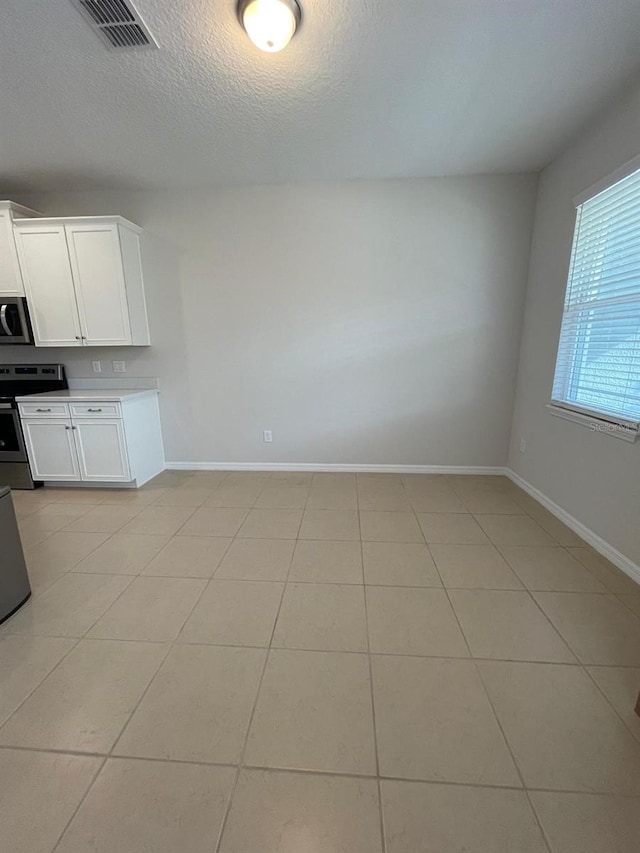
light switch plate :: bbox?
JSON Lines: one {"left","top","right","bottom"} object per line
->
{"left": 112, "top": 361, "right": 126, "bottom": 373}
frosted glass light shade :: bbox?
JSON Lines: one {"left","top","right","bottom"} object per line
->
{"left": 238, "top": 0, "right": 301, "bottom": 53}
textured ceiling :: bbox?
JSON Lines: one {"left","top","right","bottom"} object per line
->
{"left": 1, "top": 0, "right": 640, "bottom": 191}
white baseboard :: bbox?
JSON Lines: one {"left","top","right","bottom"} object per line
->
{"left": 164, "top": 462, "right": 507, "bottom": 475}
{"left": 505, "top": 469, "right": 640, "bottom": 586}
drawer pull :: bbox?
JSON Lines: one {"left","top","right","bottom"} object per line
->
{"left": 87, "top": 408, "right": 103, "bottom": 412}
{"left": 36, "top": 408, "right": 52, "bottom": 412}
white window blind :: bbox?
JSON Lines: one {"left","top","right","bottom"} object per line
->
{"left": 551, "top": 164, "right": 640, "bottom": 429}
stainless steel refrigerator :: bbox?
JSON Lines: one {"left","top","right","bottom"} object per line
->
{"left": 0, "top": 486, "right": 31, "bottom": 623}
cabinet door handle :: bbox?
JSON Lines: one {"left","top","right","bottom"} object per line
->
{"left": 75, "top": 336, "right": 81, "bottom": 340}
{"left": 64, "top": 425, "right": 70, "bottom": 430}
{"left": 36, "top": 408, "right": 52, "bottom": 412}
{"left": 87, "top": 408, "right": 102, "bottom": 412}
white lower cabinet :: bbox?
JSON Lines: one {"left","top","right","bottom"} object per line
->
{"left": 72, "top": 419, "right": 130, "bottom": 482}
{"left": 21, "top": 419, "right": 81, "bottom": 482}
{"left": 18, "top": 393, "right": 164, "bottom": 487}
{"left": 22, "top": 417, "right": 129, "bottom": 483}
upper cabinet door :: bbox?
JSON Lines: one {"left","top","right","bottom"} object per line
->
{"left": 0, "top": 211, "right": 25, "bottom": 296}
{"left": 65, "top": 223, "right": 132, "bottom": 346}
{"left": 14, "top": 225, "right": 83, "bottom": 346}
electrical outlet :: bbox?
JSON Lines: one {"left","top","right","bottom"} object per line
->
{"left": 112, "top": 361, "right": 126, "bottom": 373}
{"left": 263, "top": 430, "right": 273, "bottom": 443}
{"left": 520, "top": 438, "right": 527, "bottom": 453}
{"left": 92, "top": 360, "right": 102, "bottom": 374}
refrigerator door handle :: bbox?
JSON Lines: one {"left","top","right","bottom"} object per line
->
{"left": 0, "top": 305, "right": 12, "bottom": 337}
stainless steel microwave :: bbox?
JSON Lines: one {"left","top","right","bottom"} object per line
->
{"left": 0, "top": 298, "right": 33, "bottom": 345}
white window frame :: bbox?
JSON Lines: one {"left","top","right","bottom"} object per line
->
{"left": 549, "top": 153, "right": 640, "bottom": 443}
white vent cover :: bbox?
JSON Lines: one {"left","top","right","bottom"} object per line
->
{"left": 71, "top": 0, "right": 159, "bottom": 49}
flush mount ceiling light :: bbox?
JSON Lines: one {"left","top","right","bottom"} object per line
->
{"left": 237, "top": 0, "right": 301, "bottom": 53}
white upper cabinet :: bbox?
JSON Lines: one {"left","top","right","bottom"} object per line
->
{"left": 14, "top": 224, "right": 83, "bottom": 346}
{"left": 0, "top": 201, "right": 41, "bottom": 296}
{"left": 14, "top": 216, "right": 151, "bottom": 347}
{"left": 66, "top": 222, "right": 132, "bottom": 346}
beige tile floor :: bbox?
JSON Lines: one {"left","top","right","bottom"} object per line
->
{"left": 2, "top": 471, "right": 640, "bottom": 853}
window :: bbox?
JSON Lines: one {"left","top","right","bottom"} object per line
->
{"left": 551, "top": 162, "right": 640, "bottom": 439}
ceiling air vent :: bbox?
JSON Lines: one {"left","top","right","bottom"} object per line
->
{"left": 71, "top": 0, "right": 159, "bottom": 49}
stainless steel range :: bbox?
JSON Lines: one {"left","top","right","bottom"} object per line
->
{"left": 0, "top": 364, "right": 67, "bottom": 489}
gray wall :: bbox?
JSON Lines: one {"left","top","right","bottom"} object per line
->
{"left": 5, "top": 175, "right": 537, "bottom": 467}
{"left": 509, "top": 79, "right": 640, "bottom": 566}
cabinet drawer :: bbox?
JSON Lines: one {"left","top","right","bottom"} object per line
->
{"left": 70, "top": 402, "right": 122, "bottom": 419}
{"left": 19, "top": 402, "right": 69, "bottom": 417}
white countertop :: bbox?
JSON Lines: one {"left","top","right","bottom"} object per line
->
{"left": 16, "top": 389, "right": 159, "bottom": 403}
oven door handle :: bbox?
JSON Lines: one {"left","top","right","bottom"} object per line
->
{"left": 0, "top": 305, "right": 12, "bottom": 337}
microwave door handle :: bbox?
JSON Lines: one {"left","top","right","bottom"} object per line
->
{"left": 0, "top": 305, "right": 11, "bottom": 337}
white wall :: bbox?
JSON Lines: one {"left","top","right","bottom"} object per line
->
{"left": 5, "top": 176, "right": 536, "bottom": 467}
{"left": 509, "top": 79, "right": 640, "bottom": 566}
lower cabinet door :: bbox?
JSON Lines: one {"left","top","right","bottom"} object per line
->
{"left": 21, "top": 418, "right": 81, "bottom": 481}
{"left": 73, "top": 418, "right": 131, "bottom": 482}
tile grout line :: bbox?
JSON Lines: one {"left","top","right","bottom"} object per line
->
{"left": 410, "top": 481, "right": 554, "bottom": 851}
{"left": 173, "top": 535, "right": 236, "bottom": 639}
{"left": 49, "top": 753, "right": 109, "bottom": 853}
{"left": 0, "top": 636, "right": 83, "bottom": 737}
{"left": 525, "top": 789, "right": 559, "bottom": 853}
{"left": 44, "top": 566, "right": 636, "bottom": 596}
{"left": 567, "top": 547, "right": 639, "bottom": 594}
{"left": 615, "top": 592, "right": 640, "bottom": 614}
{"left": 22, "top": 499, "right": 105, "bottom": 539}
{"left": 522, "top": 585, "right": 592, "bottom": 664}
{"left": 405, "top": 486, "right": 474, "bottom": 661}
{"left": 471, "top": 663, "right": 554, "bottom": 853}
{"left": 24, "top": 523, "right": 117, "bottom": 577}
{"left": 4, "top": 739, "right": 640, "bottom": 800}
{"left": 357, "top": 475, "right": 388, "bottom": 853}
{"left": 105, "top": 641, "right": 174, "bottom": 759}
{"left": 211, "top": 475, "right": 301, "bottom": 853}
{"left": 57, "top": 500, "right": 145, "bottom": 535}
{"left": 10, "top": 631, "right": 638, "bottom": 668}
{"left": 495, "top": 541, "right": 611, "bottom": 595}
{"left": 146, "top": 503, "right": 199, "bottom": 538}
{"left": 73, "top": 572, "right": 139, "bottom": 639}
{"left": 581, "top": 664, "right": 640, "bottom": 745}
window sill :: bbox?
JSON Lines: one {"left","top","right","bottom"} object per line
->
{"left": 547, "top": 403, "right": 639, "bottom": 443}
